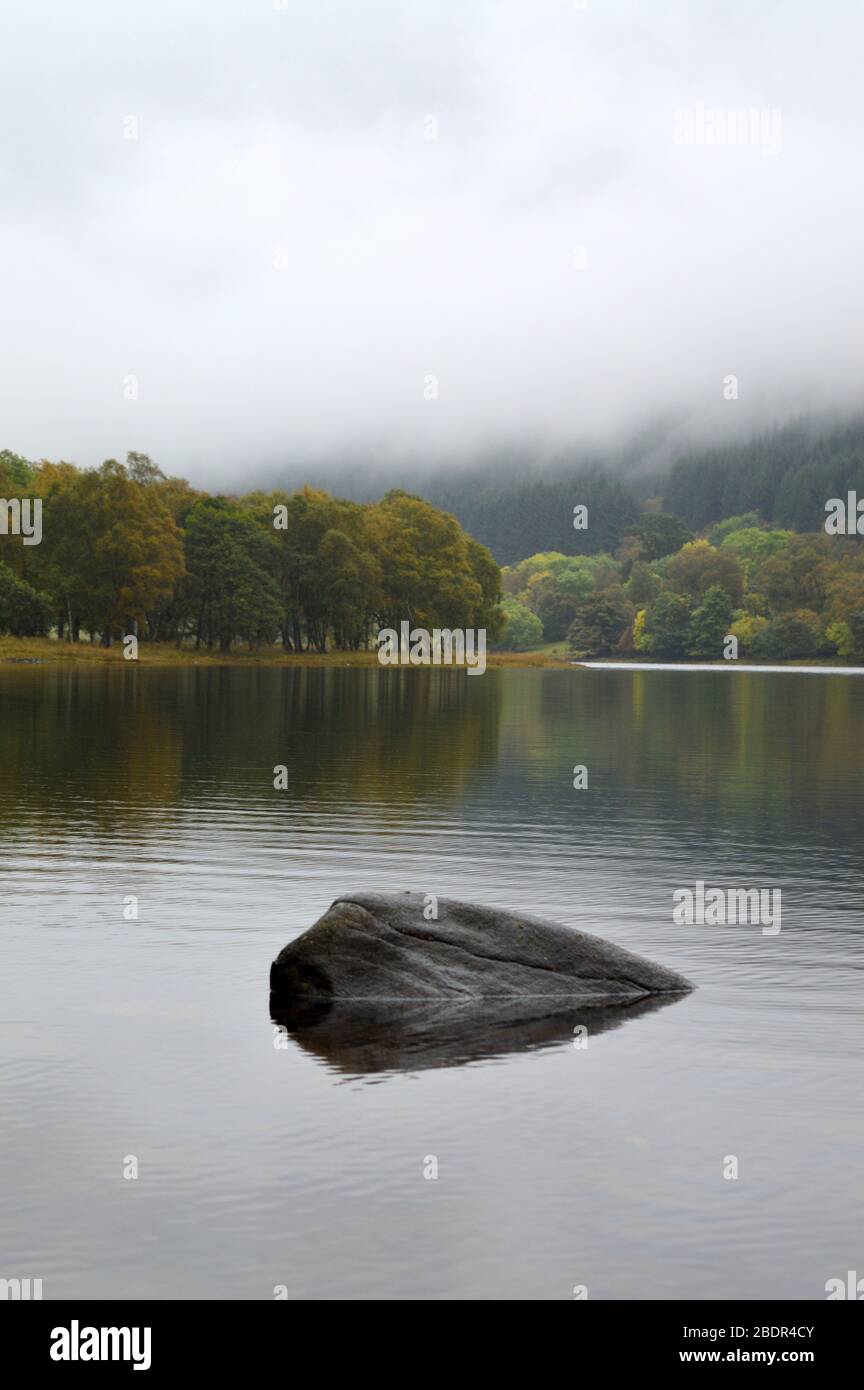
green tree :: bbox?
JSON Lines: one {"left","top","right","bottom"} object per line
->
{"left": 826, "top": 620, "right": 856, "bottom": 658}
{"left": 316, "top": 526, "right": 382, "bottom": 650}
{"left": 751, "top": 613, "right": 821, "bottom": 661}
{"left": 729, "top": 613, "right": 770, "bottom": 655}
{"left": 524, "top": 573, "right": 579, "bottom": 640}
{"left": 708, "top": 512, "right": 761, "bottom": 545}
{"left": 0, "top": 449, "right": 36, "bottom": 488}
{"left": 498, "top": 597, "right": 543, "bottom": 650}
{"left": 720, "top": 526, "right": 791, "bottom": 574}
{"left": 182, "top": 498, "right": 281, "bottom": 650}
{"left": 644, "top": 591, "right": 691, "bottom": 659}
{"left": 509, "top": 552, "right": 594, "bottom": 600}
{"left": 0, "top": 564, "right": 52, "bottom": 635}
{"left": 622, "top": 512, "right": 692, "bottom": 562}
{"left": 625, "top": 560, "right": 662, "bottom": 606}
{"left": 685, "top": 585, "right": 733, "bottom": 659}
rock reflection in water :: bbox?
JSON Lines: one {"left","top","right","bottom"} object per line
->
{"left": 269, "top": 991, "right": 685, "bottom": 1077}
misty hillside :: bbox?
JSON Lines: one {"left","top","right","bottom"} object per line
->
{"left": 274, "top": 415, "right": 864, "bottom": 566}
{"left": 663, "top": 416, "right": 864, "bottom": 533}
{"left": 436, "top": 417, "right": 864, "bottom": 564}
{"left": 425, "top": 470, "right": 642, "bottom": 566}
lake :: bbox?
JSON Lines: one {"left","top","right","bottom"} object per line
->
{"left": 1, "top": 664, "right": 862, "bottom": 1300}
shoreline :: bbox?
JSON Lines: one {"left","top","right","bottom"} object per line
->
{"left": 0, "top": 638, "right": 860, "bottom": 672}
{"left": 576, "top": 660, "right": 864, "bottom": 675}
{"left": 0, "top": 637, "right": 572, "bottom": 669}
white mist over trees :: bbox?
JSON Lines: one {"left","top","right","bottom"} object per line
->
{"left": 1, "top": 1, "right": 863, "bottom": 480}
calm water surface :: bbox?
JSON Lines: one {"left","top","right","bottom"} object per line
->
{"left": 1, "top": 665, "right": 862, "bottom": 1300}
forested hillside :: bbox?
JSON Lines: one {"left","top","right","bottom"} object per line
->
{"left": 663, "top": 417, "right": 864, "bottom": 531}
{"left": 391, "top": 416, "right": 864, "bottom": 565}
{"left": 426, "top": 470, "right": 641, "bottom": 567}
{"left": 273, "top": 411, "right": 864, "bottom": 569}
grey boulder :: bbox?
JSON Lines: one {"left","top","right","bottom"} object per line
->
{"left": 269, "top": 891, "right": 693, "bottom": 1005}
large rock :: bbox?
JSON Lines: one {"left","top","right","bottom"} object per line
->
{"left": 269, "top": 891, "right": 693, "bottom": 1005}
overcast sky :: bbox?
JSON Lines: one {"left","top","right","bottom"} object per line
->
{"left": 1, "top": 0, "right": 862, "bottom": 484}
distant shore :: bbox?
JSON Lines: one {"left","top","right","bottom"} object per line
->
{"left": 2, "top": 637, "right": 859, "bottom": 672}
{"left": 578, "top": 659, "right": 864, "bottom": 674}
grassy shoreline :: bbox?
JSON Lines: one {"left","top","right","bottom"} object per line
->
{"left": 2, "top": 637, "right": 856, "bottom": 671}
{"left": 0, "top": 636, "right": 572, "bottom": 669}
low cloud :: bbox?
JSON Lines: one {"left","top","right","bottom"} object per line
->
{"left": 1, "top": 0, "right": 862, "bottom": 483}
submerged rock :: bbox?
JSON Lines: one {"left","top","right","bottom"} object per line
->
{"left": 269, "top": 891, "right": 693, "bottom": 1005}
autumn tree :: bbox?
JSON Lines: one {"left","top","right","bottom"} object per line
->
{"left": 755, "top": 535, "right": 832, "bottom": 612}
{"left": 567, "top": 590, "right": 633, "bottom": 657}
{"left": 88, "top": 461, "right": 186, "bottom": 643}
{"left": 369, "top": 490, "right": 502, "bottom": 635}
{"left": 263, "top": 487, "right": 382, "bottom": 651}
{"left": 667, "top": 540, "right": 744, "bottom": 606}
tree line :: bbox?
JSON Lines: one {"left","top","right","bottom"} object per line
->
{"left": 0, "top": 450, "right": 502, "bottom": 650}
{"left": 4, "top": 439, "right": 864, "bottom": 662}
{"left": 500, "top": 511, "right": 864, "bottom": 661}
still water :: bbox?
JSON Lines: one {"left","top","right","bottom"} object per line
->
{"left": 1, "top": 665, "right": 862, "bottom": 1300}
